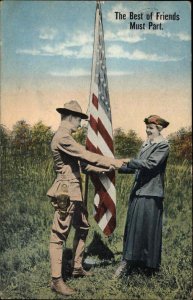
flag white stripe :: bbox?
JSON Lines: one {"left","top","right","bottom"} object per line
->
{"left": 99, "top": 175, "right": 116, "bottom": 205}
{"left": 92, "top": 84, "right": 98, "bottom": 99}
{"left": 98, "top": 132, "right": 114, "bottom": 157}
{"left": 98, "top": 104, "right": 113, "bottom": 137}
{"left": 87, "top": 126, "right": 98, "bottom": 148}
{"left": 94, "top": 193, "right": 100, "bottom": 207}
{"left": 93, "top": 178, "right": 116, "bottom": 207}
{"left": 98, "top": 210, "right": 112, "bottom": 231}
{"left": 89, "top": 105, "right": 98, "bottom": 120}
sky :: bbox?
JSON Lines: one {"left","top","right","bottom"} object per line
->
{"left": 1, "top": 0, "right": 191, "bottom": 140}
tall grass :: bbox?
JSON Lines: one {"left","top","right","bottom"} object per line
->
{"left": 0, "top": 152, "right": 192, "bottom": 299}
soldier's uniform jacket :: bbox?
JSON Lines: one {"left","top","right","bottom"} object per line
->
{"left": 119, "top": 135, "right": 169, "bottom": 198}
{"left": 47, "top": 120, "right": 118, "bottom": 201}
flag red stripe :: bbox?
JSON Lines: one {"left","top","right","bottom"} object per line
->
{"left": 91, "top": 175, "right": 116, "bottom": 214}
{"left": 98, "top": 118, "right": 114, "bottom": 152}
{"left": 92, "top": 93, "right": 98, "bottom": 109}
{"left": 106, "top": 170, "right": 115, "bottom": 184}
{"left": 91, "top": 174, "right": 115, "bottom": 211}
{"left": 89, "top": 114, "right": 98, "bottom": 134}
{"left": 103, "top": 217, "right": 116, "bottom": 236}
{"left": 95, "top": 192, "right": 115, "bottom": 216}
{"left": 92, "top": 168, "right": 115, "bottom": 190}
{"left": 94, "top": 202, "right": 107, "bottom": 222}
{"left": 94, "top": 200, "right": 116, "bottom": 236}
{"left": 86, "top": 138, "right": 97, "bottom": 152}
{"left": 96, "top": 147, "right": 103, "bottom": 156}
{"left": 85, "top": 137, "right": 105, "bottom": 158}
{"left": 93, "top": 201, "right": 116, "bottom": 237}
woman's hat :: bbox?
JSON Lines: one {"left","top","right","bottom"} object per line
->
{"left": 144, "top": 115, "right": 169, "bottom": 128}
{"left": 56, "top": 100, "right": 88, "bottom": 120}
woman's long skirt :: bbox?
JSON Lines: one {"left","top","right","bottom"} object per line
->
{"left": 123, "top": 196, "right": 163, "bottom": 269}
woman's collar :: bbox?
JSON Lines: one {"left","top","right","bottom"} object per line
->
{"left": 149, "top": 134, "right": 165, "bottom": 144}
{"left": 143, "top": 134, "right": 166, "bottom": 146}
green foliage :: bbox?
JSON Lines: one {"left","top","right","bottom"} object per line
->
{"left": 167, "top": 127, "right": 192, "bottom": 163}
{"left": 0, "top": 124, "right": 11, "bottom": 145}
{"left": 1, "top": 120, "right": 54, "bottom": 159}
{"left": 114, "top": 128, "right": 143, "bottom": 158}
{"left": 164, "top": 161, "right": 192, "bottom": 217}
{"left": 11, "top": 120, "right": 32, "bottom": 148}
{"left": 30, "top": 121, "right": 54, "bottom": 156}
{"left": 5, "top": 119, "right": 54, "bottom": 148}
{"left": 30, "top": 121, "right": 53, "bottom": 145}
{"left": 72, "top": 125, "right": 87, "bottom": 145}
{"left": 3, "top": 120, "right": 193, "bottom": 164}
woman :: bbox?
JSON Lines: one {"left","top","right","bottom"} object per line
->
{"left": 114, "top": 115, "right": 170, "bottom": 278}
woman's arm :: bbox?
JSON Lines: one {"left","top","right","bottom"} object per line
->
{"left": 128, "top": 142, "right": 169, "bottom": 171}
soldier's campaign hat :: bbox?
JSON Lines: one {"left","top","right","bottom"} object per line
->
{"left": 144, "top": 115, "right": 169, "bottom": 128}
{"left": 56, "top": 100, "right": 88, "bottom": 119}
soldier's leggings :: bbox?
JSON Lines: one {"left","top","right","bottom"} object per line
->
{"left": 49, "top": 200, "right": 90, "bottom": 278}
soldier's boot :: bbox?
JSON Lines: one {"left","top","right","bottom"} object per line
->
{"left": 71, "top": 232, "right": 93, "bottom": 278}
{"left": 72, "top": 267, "right": 93, "bottom": 278}
{"left": 51, "top": 277, "right": 75, "bottom": 296}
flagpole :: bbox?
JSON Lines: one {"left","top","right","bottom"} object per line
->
{"left": 86, "top": 0, "right": 100, "bottom": 117}
{"left": 84, "top": 173, "right": 89, "bottom": 208}
{"left": 84, "top": 1, "right": 100, "bottom": 208}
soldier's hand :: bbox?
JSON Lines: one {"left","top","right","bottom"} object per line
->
{"left": 109, "top": 165, "right": 115, "bottom": 172}
{"left": 102, "top": 165, "right": 115, "bottom": 174}
{"left": 122, "top": 158, "right": 130, "bottom": 165}
{"left": 113, "top": 158, "right": 130, "bottom": 169}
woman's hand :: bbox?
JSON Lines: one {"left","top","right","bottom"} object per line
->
{"left": 113, "top": 158, "right": 130, "bottom": 169}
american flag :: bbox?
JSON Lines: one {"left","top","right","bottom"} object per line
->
{"left": 86, "top": 2, "right": 116, "bottom": 236}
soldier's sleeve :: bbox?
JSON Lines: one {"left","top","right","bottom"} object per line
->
{"left": 57, "top": 135, "right": 123, "bottom": 169}
{"left": 80, "top": 161, "right": 111, "bottom": 174}
{"left": 128, "top": 142, "right": 169, "bottom": 171}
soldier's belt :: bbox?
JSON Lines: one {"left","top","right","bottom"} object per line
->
{"left": 56, "top": 173, "right": 81, "bottom": 180}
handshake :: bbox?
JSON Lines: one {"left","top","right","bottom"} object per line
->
{"left": 103, "top": 158, "right": 130, "bottom": 173}
{"left": 82, "top": 158, "right": 130, "bottom": 174}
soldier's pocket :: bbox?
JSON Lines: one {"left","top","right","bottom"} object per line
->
{"left": 67, "top": 179, "right": 82, "bottom": 200}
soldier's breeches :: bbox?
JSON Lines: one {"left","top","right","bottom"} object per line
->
{"left": 49, "top": 201, "right": 90, "bottom": 277}
{"left": 49, "top": 241, "right": 63, "bottom": 278}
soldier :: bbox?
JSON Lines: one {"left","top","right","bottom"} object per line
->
{"left": 47, "top": 100, "right": 127, "bottom": 296}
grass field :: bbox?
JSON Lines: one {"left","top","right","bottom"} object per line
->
{"left": 0, "top": 154, "right": 192, "bottom": 299}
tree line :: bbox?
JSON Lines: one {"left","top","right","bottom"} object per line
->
{"left": 0, "top": 120, "right": 192, "bottom": 163}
